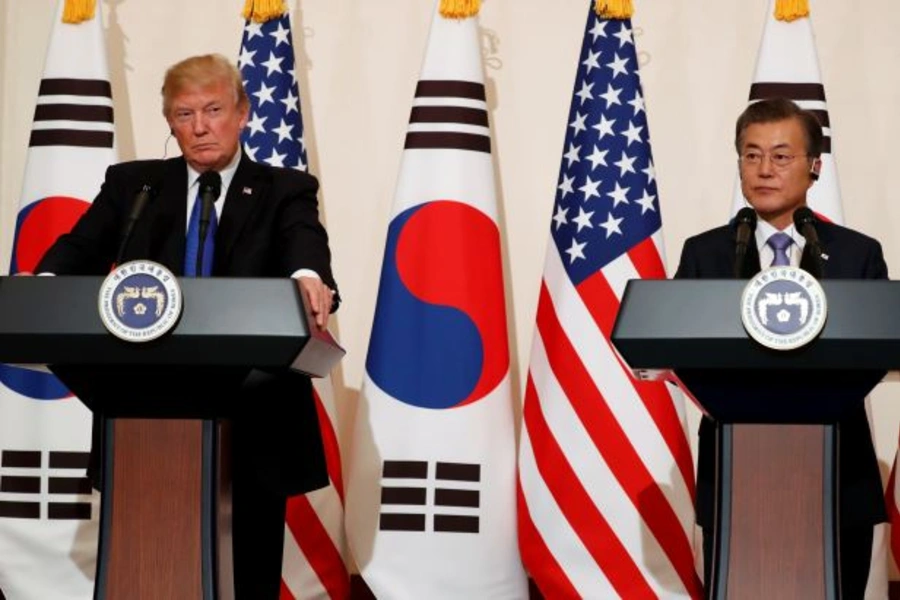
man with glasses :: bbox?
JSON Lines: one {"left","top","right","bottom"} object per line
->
{"left": 675, "top": 97, "right": 888, "bottom": 598}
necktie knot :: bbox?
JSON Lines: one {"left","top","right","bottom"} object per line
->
{"left": 767, "top": 232, "right": 793, "bottom": 267}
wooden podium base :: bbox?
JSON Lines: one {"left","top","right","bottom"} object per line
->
{"left": 710, "top": 423, "right": 838, "bottom": 600}
{"left": 94, "top": 418, "right": 234, "bottom": 600}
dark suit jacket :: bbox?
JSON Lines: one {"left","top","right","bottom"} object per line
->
{"left": 674, "top": 216, "right": 889, "bottom": 529}
{"left": 37, "top": 154, "right": 338, "bottom": 496}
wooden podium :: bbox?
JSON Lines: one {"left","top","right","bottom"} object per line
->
{"left": 0, "top": 275, "right": 345, "bottom": 600}
{"left": 612, "top": 279, "right": 896, "bottom": 600}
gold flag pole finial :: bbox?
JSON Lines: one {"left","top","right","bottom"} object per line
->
{"left": 595, "top": 0, "right": 634, "bottom": 19}
{"left": 775, "top": 0, "right": 810, "bottom": 22}
{"left": 62, "top": 0, "right": 96, "bottom": 24}
{"left": 242, "top": 0, "right": 287, "bottom": 23}
{"left": 439, "top": 0, "right": 481, "bottom": 19}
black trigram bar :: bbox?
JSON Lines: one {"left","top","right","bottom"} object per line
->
{"left": 435, "top": 462, "right": 480, "bottom": 482}
{"left": 49, "top": 477, "right": 91, "bottom": 495}
{"left": 30, "top": 129, "right": 114, "bottom": 149}
{"left": 435, "top": 488, "right": 479, "bottom": 508}
{"left": 409, "top": 106, "right": 488, "bottom": 127}
{"left": 381, "top": 486, "right": 426, "bottom": 506}
{"left": 2, "top": 450, "right": 41, "bottom": 468}
{"left": 49, "top": 451, "right": 90, "bottom": 469}
{"left": 383, "top": 460, "right": 428, "bottom": 479}
{"left": 434, "top": 514, "right": 479, "bottom": 534}
{"left": 415, "top": 80, "right": 485, "bottom": 101}
{"left": 38, "top": 78, "right": 112, "bottom": 98}
{"left": 0, "top": 476, "right": 40, "bottom": 494}
{"left": 48, "top": 502, "right": 91, "bottom": 520}
{"left": 405, "top": 132, "right": 490, "bottom": 153}
{"left": 0, "top": 501, "right": 39, "bottom": 519}
{"left": 34, "top": 104, "right": 114, "bottom": 123}
{"left": 748, "top": 82, "right": 826, "bottom": 102}
{"left": 379, "top": 513, "right": 426, "bottom": 532}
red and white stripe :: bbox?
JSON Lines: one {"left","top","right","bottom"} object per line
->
{"left": 518, "top": 232, "right": 700, "bottom": 598}
{"left": 280, "top": 378, "right": 349, "bottom": 600}
{"left": 888, "top": 433, "right": 900, "bottom": 575}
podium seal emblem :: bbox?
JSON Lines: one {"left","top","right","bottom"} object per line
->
{"left": 740, "top": 266, "right": 827, "bottom": 351}
{"left": 98, "top": 260, "right": 183, "bottom": 342}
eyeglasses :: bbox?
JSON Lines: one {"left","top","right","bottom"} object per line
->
{"left": 739, "top": 150, "right": 810, "bottom": 169}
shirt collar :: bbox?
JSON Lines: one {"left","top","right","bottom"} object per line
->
{"left": 186, "top": 149, "right": 242, "bottom": 196}
{"left": 754, "top": 213, "right": 806, "bottom": 251}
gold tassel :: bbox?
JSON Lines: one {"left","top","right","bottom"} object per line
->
{"left": 595, "top": 0, "right": 634, "bottom": 19}
{"left": 775, "top": 0, "right": 810, "bottom": 22}
{"left": 62, "top": 0, "right": 96, "bottom": 24}
{"left": 439, "top": 0, "right": 481, "bottom": 19}
{"left": 242, "top": 0, "right": 287, "bottom": 23}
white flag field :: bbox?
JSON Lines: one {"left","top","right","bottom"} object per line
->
{"left": 0, "top": 1, "right": 116, "bottom": 598}
{"left": 344, "top": 1, "right": 527, "bottom": 597}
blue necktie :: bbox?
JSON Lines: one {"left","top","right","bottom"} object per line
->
{"left": 184, "top": 190, "right": 218, "bottom": 276}
{"left": 767, "top": 232, "right": 793, "bottom": 267}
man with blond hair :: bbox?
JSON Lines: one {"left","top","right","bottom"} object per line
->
{"left": 35, "top": 53, "right": 339, "bottom": 599}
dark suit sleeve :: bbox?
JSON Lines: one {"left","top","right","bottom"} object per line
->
{"left": 36, "top": 165, "right": 123, "bottom": 275}
{"left": 275, "top": 171, "right": 340, "bottom": 308}
{"left": 864, "top": 239, "right": 889, "bottom": 280}
{"left": 673, "top": 237, "right": 699, "bottom": 279}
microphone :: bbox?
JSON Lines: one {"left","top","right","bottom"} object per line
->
{"left": 733, "top": 206, "right": 757, "bottom": 278}
{"left": 115, "top": 181, "right": 157, "bottom": 266}
{"left": 793, "top": 206, "right": 825, "bottom": 277}
{"left": 195, "top": 171, "right": 221, "bottom": 276}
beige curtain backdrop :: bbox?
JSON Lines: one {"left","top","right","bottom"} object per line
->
{"left": 3, "top": 0, "right": 900, "bottom": 569}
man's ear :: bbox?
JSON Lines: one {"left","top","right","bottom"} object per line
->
{"left": 239, "top": 103, "right": 250, "bottom": 130}
{"left": 809, "top": 157, "right": 822, "bottom": 181}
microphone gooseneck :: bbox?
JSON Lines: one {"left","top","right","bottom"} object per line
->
{"left": 793, "top": 206, "right": 825, "bottom": 278}
{"left": 733, "top": 206, "right": 757, "bottom": 278}
{"left": 116, "top": 182, "right": 157, "bottom": 266}
{"left": 195, "top": 171, "right": 222, "bottom": 276}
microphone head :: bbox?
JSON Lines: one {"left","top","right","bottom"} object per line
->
{"left": 793, "top": 205, "right": 815, "bottom": 229}
{"left": 734, "top": 206, "right": 757, "bottom": 231}
{"left": 198, "top": 170, "right": 222, "bottom": 198}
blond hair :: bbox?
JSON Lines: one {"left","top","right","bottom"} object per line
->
{"left": 161, "top": 53, "right": 248, "bottom": 117}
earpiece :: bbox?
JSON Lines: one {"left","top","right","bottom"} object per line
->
{"left": 809, "top": 158, "right": 821, "bottom": 181}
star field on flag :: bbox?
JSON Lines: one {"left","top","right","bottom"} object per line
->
{"left": 238, "top": 14, "right": 307, "bottom": 171}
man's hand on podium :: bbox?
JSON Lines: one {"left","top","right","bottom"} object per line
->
{"left": 297, "top": 275, "right": 334, "bottom": 330}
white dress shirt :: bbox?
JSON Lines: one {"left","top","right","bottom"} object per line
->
{"left": 755, "top": 218, "right": 807, "bottom": 269}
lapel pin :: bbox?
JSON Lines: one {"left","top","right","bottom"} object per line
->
{"left": 242, "top": 186, "right": 253, "bottom": 195}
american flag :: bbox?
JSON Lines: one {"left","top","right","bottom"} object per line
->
{"left": 516, "top": 4, "right": 700, "bottom": 598}
{"left": 237, "top": 11, "right": 349, "bottom": 600}
{"left": 239, "top": 13, "right": 307, "bottom": 170}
